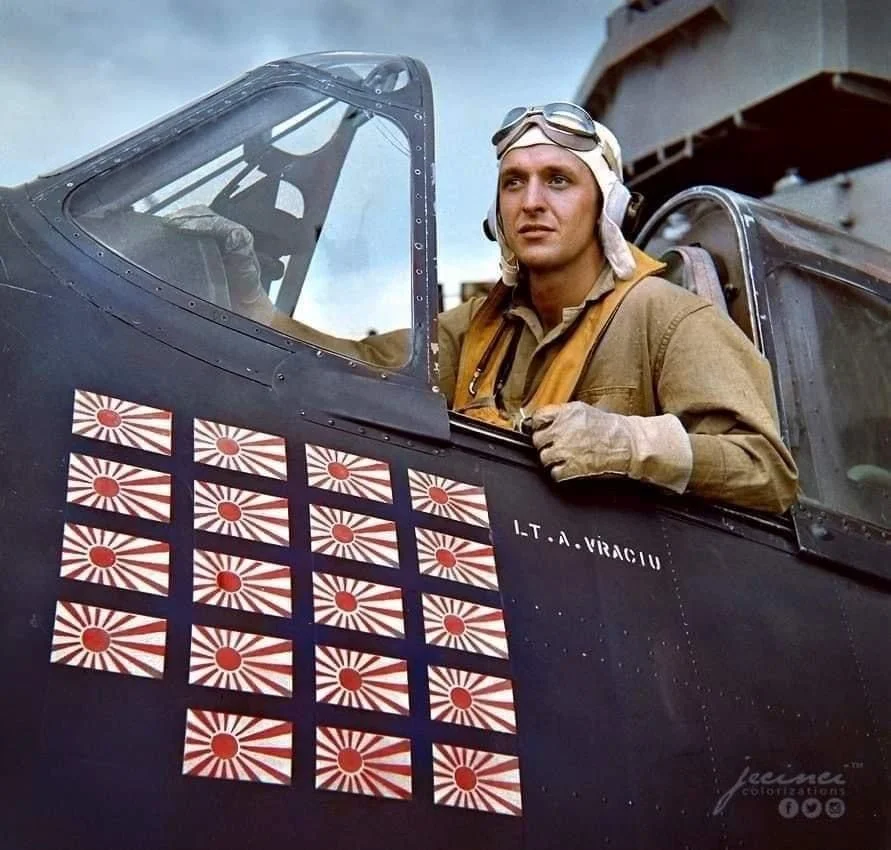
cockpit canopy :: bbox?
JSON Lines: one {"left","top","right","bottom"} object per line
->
{"left": 66, "top": 53, "right": 431, "bottom": 370}
{"left": 640, "top": 189, "right": 891, "bottom": 539}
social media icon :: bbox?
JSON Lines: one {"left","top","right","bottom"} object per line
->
{"left": 825, "top": 798, "right": 846, "bottom": 819}
{"left": 778, "top": 798, "right": 799, "bottom": 819}
{"left": 801, "top": 798, "right": 823, "bottom": 819}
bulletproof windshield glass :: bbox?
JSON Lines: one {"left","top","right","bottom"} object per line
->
{"left": 69, "top": 81, "right": 414, "bottom": 367}
{"left": 770, "top": 266, "right": 891, "bottom": 528}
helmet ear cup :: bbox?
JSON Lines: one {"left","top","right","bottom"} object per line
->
{"left": 602, "top": 180, "right": 630, "bottom": 234}
{"left": 623, "top": 192, "right": 645, "bottom": 238}
{"left": 599, "top": 181, "right": 644, "bottom": 237}
{"left": 483, "top": 202, "right": 498, "bottom": 242}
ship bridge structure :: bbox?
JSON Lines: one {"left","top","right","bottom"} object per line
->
{"left": 576, "top": 0, "right": 891, "bottom": 248}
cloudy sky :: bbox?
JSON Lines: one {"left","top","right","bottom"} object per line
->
{"left": 0, "top": 0, "right": 616, "bottom": 294}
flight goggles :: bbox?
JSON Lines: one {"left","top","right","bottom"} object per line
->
{"left": 492, "top": 103, "right": 600, "bottom": 158}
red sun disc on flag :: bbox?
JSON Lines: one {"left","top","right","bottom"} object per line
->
{"left": 96, "top": 409, "right": 122, "bottom": 429}
{"left": 316, "top": 726, "right": 412, "bottom": 800}
{"left": 305, "top": 444, "right": 393, "bottom": 503}
{"left": 194, "top": 419, "right": 287, "bottom": 480}
{"left": 60, "top": 522, "right": 170, "bottom": 597}
{"left": 193, "top": 550, "right": 292, "bottom": 617}
{"left": 408, "top": 470, "right": 490, "bottom": 528}
{"left": 183, "top": 709, "right": 292, "bottom": 785}
{"left": 432, "top": 744, "right": 522, "bottom": 816}
{"left": 72, "top": 390, "right": 172, "bottom": 455}
{"left": 315, "top": 645, "right": 409, "bottom": 715}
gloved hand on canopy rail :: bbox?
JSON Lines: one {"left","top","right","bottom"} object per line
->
{"left": 530, "top": 401, "right": 693, "bottom": 494}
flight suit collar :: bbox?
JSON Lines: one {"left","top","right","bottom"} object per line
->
{"left": 506, "top": 262, "right": 616, "bottom": 346}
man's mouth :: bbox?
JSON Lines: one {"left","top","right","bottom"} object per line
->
{"left": 518, "top": 224, "right": 554, "bottom": 235}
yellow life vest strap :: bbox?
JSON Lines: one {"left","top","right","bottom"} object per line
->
{"left": 452, "top": 282, "right": 514, "bottom": 417}
{"left": 453, "top": 245, "right": 666, "bottom": 429}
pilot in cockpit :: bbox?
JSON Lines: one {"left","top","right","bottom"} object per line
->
{"left": 162, "top": 105, "right": 798, "bottom": 515}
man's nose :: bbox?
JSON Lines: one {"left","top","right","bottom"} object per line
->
{"left": 521, "top": 179, "right": 546, "bottom": 211}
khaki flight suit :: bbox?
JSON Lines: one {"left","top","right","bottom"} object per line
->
{"left": 264, "top": 250, "right": 798, "bottom": 514}
{"left": 438, "top": 253, "right": 798, "bottom": 514}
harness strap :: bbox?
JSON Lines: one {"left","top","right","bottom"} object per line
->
{"left": 453, "top": 245, "right": 666, "bottom": 429}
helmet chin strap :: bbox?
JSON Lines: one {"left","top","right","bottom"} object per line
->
{"left": 589, "top": 153, "right": 636, "bottom": 280}
{"left": 488, "top": 203, "right": 522, "bottom": 286}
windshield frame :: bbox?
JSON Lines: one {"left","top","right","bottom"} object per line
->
{"left": 28, "top": 52, "right": 439, "bottom": 390}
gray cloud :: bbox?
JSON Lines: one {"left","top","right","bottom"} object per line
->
{"left": 1, "top": 0, "right": 615, "bottom": 286}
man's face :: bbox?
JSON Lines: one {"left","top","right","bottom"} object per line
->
{"left": 498, "top": 144, "right": 601, "bottom": 274}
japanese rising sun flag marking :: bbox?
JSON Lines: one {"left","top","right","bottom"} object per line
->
{"left": 433, "top": 744, "right": 522, "bottom": 816}
{"left": 312, "top": 572, "right": 405, "bottom": 638}
{"left": 407, "top": 470, "right": 490, "bottom": 528}
{"left": 60, "top": 522, "right": 170, "bottom": 597}
{"left": 72, "top": 389, "right": 172, "bottom": 455}
{"left": 315, "top": 645, "right": 410, "bottom": 715}
{"left": 305, "top": 444, "right": 393, "bottom": 503}
{"left": 316, "top": 726, "right": 412, "bottom": 800}
{"left": 188, "top": 625, "right": 293, "bottom": 698}
{"left": 309, "top": 505, "right": 399, "bottom": 568}
{"left": 415, "top": 527, "right": 499, "bottom": 591}
{"left": 183, "top": 709, "right": 292, "bottom": 786}
{"left": 50, "top": 600, "right": 167, "bottom": 679}
{"left": 422, "top": 594, "right": 509, "bottom": 659}
{"left": 66, "top": 453, "right": 172, "bottom": 522}
{"left": 194, "top": 481, "right": 290, "bottom": 546}
{"left": 193, "top": 550, "right": 292, "bottom": 617}
{"left": 194, "top": 419, "right": 287, "bottom": 480}
{"left": 428, "top": 666, "right": 517, "bottom": 734}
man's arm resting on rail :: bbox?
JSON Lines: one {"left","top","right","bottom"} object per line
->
{"left": 530, "top": 302, "right": 798, "bottom": 514}
{"left": 163, "top": 205, "right": 411, "bottom": 368}
{"left": 656, "top": 303, "right": 799, "bottom": 513}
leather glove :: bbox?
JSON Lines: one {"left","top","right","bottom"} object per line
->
{"left": 164, "top": 205, "right": 277, "bottom": 322}
{"left": 530, "top": 401, "right": 693, "bottom": 494}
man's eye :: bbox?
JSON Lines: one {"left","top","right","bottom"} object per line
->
{"left": 501, "top": 177, "right": 522, "bottom": 189}
{"left": 550, "top": 174, "right": 570, "bottom": 186}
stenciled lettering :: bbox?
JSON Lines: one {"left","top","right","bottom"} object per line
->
{"left": 514, "top": 521, "right": 664, "bottom": 572}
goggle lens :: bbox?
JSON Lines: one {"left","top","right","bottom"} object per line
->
{"left": 500, "top": 106, "right": 531, "bottom": 128}
{"left": 492, "top": 102, "right": 599, "bottom": 153}
{"left": 541, "top": 103, "right": 594, "bottom": 134}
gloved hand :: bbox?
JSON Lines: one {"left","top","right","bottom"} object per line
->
{"left": 530, "top": 401, "right": 693, "bottom": 494}
{"left": 164, "top": 205, "right": 277, "bottom": 322}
